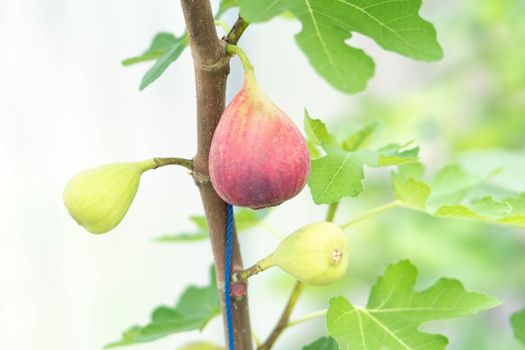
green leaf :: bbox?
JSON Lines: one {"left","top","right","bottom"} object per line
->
{"left": 122, "top": 33, "right": 178, "bottom": 66}
{"left": 500, "top": 193, "right": 525, "bottom": 226}
{"left": 339, "top": 0, "right": 443, "bottom": 60}
{"left": 506, "top": 193, "right": 525, "bottom": 213}
{"left": 234, "top": 208, "right": 270, "bottom": 231}
{"left": 295, "top": 21, "right": 375, "bottom": 93}
{"left": 327, "top": 260, "right": 500, "bottom": 350}
{"left": 303, "top": 337, "right": 339, "bottom": 350}
{"left": 342, "top": 123, "right": 379, "bottom": 151}
{"left": 396, "top": 162, "right": 426, "bottom": 181}
{"left": 216, "top": 0, "right": 237, "bottom": 18}
{"left": 469, "top": 196, "right": 512, "bottom": 217}
{"left": 434, "top": 196, "right": 514, "bottom": 224}
{"left": 511, "top": 308, "right": 525, "bottom": 346}
{"left": 237, "top": 0, "right": 287, "bottom": 22}
{"left": 238, "top": 0, "right": 442, "bottom": 93}
{"left": 355, "top": 144, "right": 419, "bottom": 167}
{"left": 379, "top": 148, "right": 419, "bottom": 166}
{"left": 139, "top": 34, "right": 188, "bottom": 90}
{"left": 304, "top": 114, "right": 419, "bottom": 204}
{"left": 304, "top": 110, "right": 337, "bottom": 147}
{"left": 190, "top": 215, "right": 208, "bottom": 230}
{"left": 434, "top": 205, "right": 486, "bottom": 222}
{"left": 390, "top": 164, "right": 525, "bottom": 228}
{"left": 308, "top": 146, "right": 364, "bottom": 204}
{"left": 307, "top": 140, "right": 322, "bottom": 159}
{"left": 106, "top": 268, "right": 220, "bottom": 348}
{"left": 392, "top": 173, "right": 431, "bottom": 210}
{"left": 427, "top": 164, "right": 484, "bottom": 208}
{"left": 157, "top": 209, "right": 268, "bottom": 242}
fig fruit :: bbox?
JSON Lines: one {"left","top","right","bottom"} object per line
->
{"left": 63, "top": 160, "right": 155, "bottom": 234}
{"left": 259, "top": 221, "right": 349, "bottom": 285}
{"left": 209, "top": 45, "right": 310, "bottom": 209}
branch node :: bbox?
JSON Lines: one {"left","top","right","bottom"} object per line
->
{"left": 197, "top": 54, "right": 230, "bottom": 73}
{"left": 192, "top": 171, "right": 212, "bottom": 185}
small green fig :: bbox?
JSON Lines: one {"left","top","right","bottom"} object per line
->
{"left": 63, "top": 160, "right": 155, "bottom": 234}
{"left": 260, "top": 222, "right": 348, "bottom": 285}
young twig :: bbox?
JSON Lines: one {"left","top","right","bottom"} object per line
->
{"left": 225, "top": 16, "right": 249, "bottom": 44}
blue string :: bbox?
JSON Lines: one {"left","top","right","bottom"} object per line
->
{"left": 225, "top": 203, "right": 235, "bottom": 350}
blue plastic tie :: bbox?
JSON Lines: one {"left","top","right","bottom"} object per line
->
{"left": 225, "top": 203, "right": 235, "bottom": 350}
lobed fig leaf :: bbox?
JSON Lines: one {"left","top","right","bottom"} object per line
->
{"left": 63, "top": 160, "right": 155, "bottom": 234}
{"left": 209, "top": 48, "right": 310, "bottom": 209}
{"left": 265, "top": 221, "right": 349, "bottom": 285}
{"left": 327, "top": 260, "right": 500, "bottom": 350}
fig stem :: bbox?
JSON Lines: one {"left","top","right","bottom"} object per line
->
{"left": 225, "top": 44, "right": 257, "bottom": 86}
{"left": 326, "top": 202, "right": 340, "bottom": 222}
{"left": 234, "top": 254, "right": 275, "bottom": 281}
{"left": 152, "top": 157, "right": 193, "bottom": 171}
{"left": 340, "top": 200, "right": 401, "bottom": 229}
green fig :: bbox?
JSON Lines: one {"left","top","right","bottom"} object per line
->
{"left": 63, "top": 160, "right": 155, "bottom": 234}
{"left": 259, "top": 222, "right": 349, "bottom": 286}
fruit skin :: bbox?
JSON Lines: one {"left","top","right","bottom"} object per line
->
{"left": 269, "top": 221, "right": 348, "bottom": 285}
{"left": 63, "top": 160, "right": 154, "bottom": 234}
{"left": 209, "top": 79, "right": 310, "bottom": 209}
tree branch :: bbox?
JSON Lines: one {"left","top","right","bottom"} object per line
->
{"left": 179, "top": 1, "right": 253, "bottom": 349}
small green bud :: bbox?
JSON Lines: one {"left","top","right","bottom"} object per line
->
{"left": 266, "top": 221, "right": 349, "bottom": 286}
{"left": 63, "top": 160, "right": 155, "bottom": 234}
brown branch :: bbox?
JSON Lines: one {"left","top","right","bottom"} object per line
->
{"left": 179, "top": 1, "right": 252, "bottom": 349}
{"left": 225, "top": 16, "right": 249, "bottom": 45}
{"left": 257, "top": 281, "right": 305, "bottom": 350}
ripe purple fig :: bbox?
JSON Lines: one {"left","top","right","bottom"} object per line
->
{"left": 209, "top": 45, "right": 310, "bottom": 209}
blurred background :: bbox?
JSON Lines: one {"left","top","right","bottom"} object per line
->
{"left": 1, "top": 0, "right": 524, "bottom": 349}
